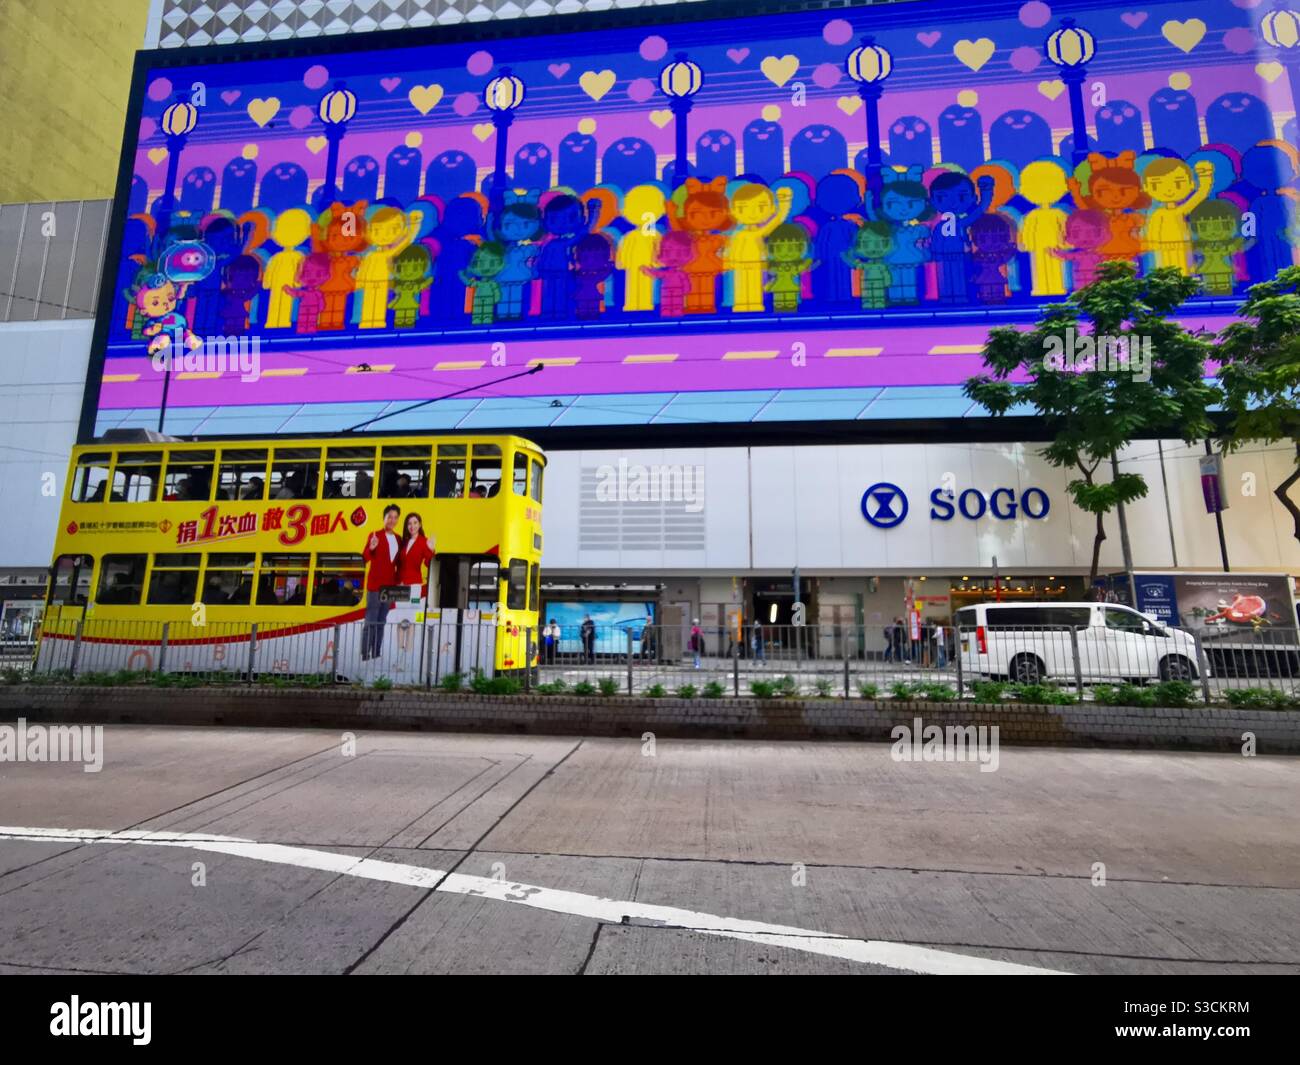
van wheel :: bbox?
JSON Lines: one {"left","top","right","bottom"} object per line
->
{"left": 1159, "top": 655, "right": 1197, "bottom": 681}
{"left": 1010, "top": 654, "right": 1044, "bottom": 684}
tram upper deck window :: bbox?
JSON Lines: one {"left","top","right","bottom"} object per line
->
{"left": 217, "top": 449, "right": 269, "bottom": 501}
{"left": 468, "top": 444, "right": 502, "bottom": 499}
{"left": 512, "top": 452, "right": 528, "bottom": 495}
{"left": 380, "top": 445, "right": 430, "bottom": 499}
{"left": 324, "top": 447, "right": 375, "bottom": 500}
{"left": 163, "top": 451, "right": 215, "bottom": 501}
{"left": 529, "top": 458, "right": 543, "bottom": 503}
{"left": 111, "top": 452, "right": 162, "bottom": 503}
{"left": 270, "top": 448, "right": 320, "bottom": 500}
{"left": 434, "top": 444, "right": 466, "bottom": 499}
{"left": 71, "top": 453, "right": 111, "bottom": 503}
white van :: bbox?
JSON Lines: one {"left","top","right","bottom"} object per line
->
{"left": 954, "top": 602, "right": 1202, "bottom": 684}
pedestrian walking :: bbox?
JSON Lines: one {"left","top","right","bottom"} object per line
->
{"left": 689, "top": 618, "right": 703, "bottom": 669}
{"left": 580, "top": 614, "right": 596, "bottom": 664}
{"left": 542, "top": 618, "right": 560, "bottom": 664}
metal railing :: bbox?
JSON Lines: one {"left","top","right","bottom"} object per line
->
{"left": 9, "top": 617, "right": 1299, "bottom": 705}
{"left": 18, "top": 614, "right": 499, "bottom": 688}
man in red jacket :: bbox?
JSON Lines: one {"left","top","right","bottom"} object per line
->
{"left": 361, "top": 504, "right": 402, "bottom": 660}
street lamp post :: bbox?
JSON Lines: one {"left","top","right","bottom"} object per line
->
{"left": 156, "top": 91, "right": 199, "bottom": 236}
{"left": 658, "top": 52, "right": 703, "bottom": 187}
{"left": 1045, "top": 18, "right": 1097, "bottom": 167}
{"left": 1262, "top": 1, "right": 1300, "bottom": 144}
{"left": 845, "top": 36, "right": 893, "bottom": 204}
{"left": 484, "top": 68, "right": 526, "bottom": 219}
{"left": 317, "top": 81, "right": 357, "bottom": 208}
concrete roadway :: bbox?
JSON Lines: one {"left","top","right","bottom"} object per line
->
{"left": 0, "top": 724, "right": 1297, "bottom": 975}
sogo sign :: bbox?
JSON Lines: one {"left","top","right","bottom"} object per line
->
{"left": 861, "top": 483, "right": 1050, "bottom": 530}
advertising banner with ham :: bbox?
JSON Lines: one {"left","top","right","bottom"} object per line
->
{"left": 1157, "top": 574, "right": 1298, "bottom": 635}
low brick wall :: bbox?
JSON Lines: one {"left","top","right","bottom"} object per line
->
{"left": 1, "top": 685, "right": 1297, "bottom": 752}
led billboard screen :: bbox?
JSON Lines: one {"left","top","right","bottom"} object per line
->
{"left": 86, "top": 0, "right": 1296, "bottom": 440}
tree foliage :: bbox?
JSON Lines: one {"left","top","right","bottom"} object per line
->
{"left": 964, "top": 262, "right": 1216, "bottom": 580}
{"left": 1215, "top": 267, "right": 1300, "bottom": 543}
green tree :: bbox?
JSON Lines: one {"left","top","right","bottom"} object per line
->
{"left": 1214, "top": 267, "right": 1300, "bottom": 545}
{"left": 964, "top": 263, "right": 1216, "bottom": 582}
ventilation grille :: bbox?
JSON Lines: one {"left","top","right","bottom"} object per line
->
{"left": 579, "top": 465, "right": 705, "bottom": 552}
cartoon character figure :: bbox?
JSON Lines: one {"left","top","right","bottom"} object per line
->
{"left": 429, "top": 198, "right": 484, "bottom": 325}
{"left": 1067, "top": 152, "right": 1148, "bottom": 265}
{"left": 1052, "top": 210, "right": 1110, "bottom": 291}
{"left": 726, "top": 183, "right": 794, "bottom": 312}
{"left": 495, "top": 192, "right": 542, "bottom": 321}
{"left": 810, "top": 174, "right": 862, "bottom": 305}
{"left": 192, "top": 215, "right": 247, "bottom": 336}
{"left": 282, "top": 252, "right": 331, "bottom": 334}
{"left": 314, "top": 200, "right": 368, "bottom": 331}
{"left": 262, "top": 208, "right": 313, "bottom": 329}
{"left": 218, "top": 255, "right": 261, "bottom": 335}
{"left": 537, "top": 194, "right": 600, "bottom": 320}
{"left": 573, "top": 234, "right": 614, "bottom": 320}
{"left": 1241, "top": 144, "right": 1298, "bottom": 283}
{"left": 388, "top": 245, "right": 433, "bottom": 328}
{"left": 668, "top": 176, "right": 732, "bottom": 314}
{"left": 640, "top": 231, "right": 694, "bottom": 318}
{"left": 617, "top": 185, "right": 666, "bottom": 312}
{"left": 459, "top": 242, "right": 505, "bottom": 325}
{"left": 1142, "top": 159, "right": 1215, "bottom": 274}
{"left": 1018, "top": 160, "right": 1070, "bottom": 297}
{"left": 356, "top": 205, "right": 423, "bottom": 328}
{"left": 764, "top": 222, "right": 816, "bottom": 313}
{"left": 868, "top": 168, "right": 932, "bottom": 305}
{"left": 929, "top": 171, "right": 994, "bottom": 303}
{"left": 968, "top": 214, "right": 1017, "bottom": 304}
{"left": 1189, "top": 200, "right": 1244, "bottom": 296}
{"left": 841, "top": 222, "right": 893, "bottom": 310}
{"left": 131, "top": 272, "right": 203, "bottom": 356}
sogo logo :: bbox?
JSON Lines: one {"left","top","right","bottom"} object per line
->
{"left": 861, "top": 483, "right": 1050, "bottom": 528}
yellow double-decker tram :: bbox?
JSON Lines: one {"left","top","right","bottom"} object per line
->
{"left": 38, "top": 432, "right": 545, "bottom": 683}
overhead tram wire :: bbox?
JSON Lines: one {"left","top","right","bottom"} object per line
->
{"left": 341, "top": 361, "right": 545, "bottom": 432}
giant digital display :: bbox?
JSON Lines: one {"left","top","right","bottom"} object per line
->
{"left": 85, "top": 0, "right": 1299, "bottom": 440}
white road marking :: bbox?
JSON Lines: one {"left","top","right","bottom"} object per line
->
{"left": 0, "top": 826, "right": 1069, "bottom": 975}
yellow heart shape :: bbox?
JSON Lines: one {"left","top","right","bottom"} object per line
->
{"left": 407, "top": 83, "right": 444, "bottom": 115}
{"left": 306, "top": 136, "right": 327, "bottom": 154}
{"left": 472, "top": 122, "right": 495, "bottom": 142}
{"left": 147, "top": 147, "right": 168, "bottom": 165}
{"left": 1256, "top": 61, "right": 1285, "bottom": 84}
{"left": 953, "top": 38, "right": 995, "bottom": 72}
{"left": 1037, "top": 79, "right": 1066, "bottom": 101}
{"left": 247, "top": 97, "right": 280, "bottom": 127}
{"left": 1161, "top": 18, "right": 1205, "bottom": 53}
{"left": 760, "top": 54, "right": 800, "bottom": 88}
{"left": 836, "top": 96, "right": 863, "bottom": 116}
{"left": 649, "top": 109, "right": 673, "bottom": 129}
{"left": 579, "top": 69, "right": 616, "bottom": 101}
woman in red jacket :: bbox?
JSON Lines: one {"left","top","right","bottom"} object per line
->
{"left": 398, "top": 512, "right": 435, "bottom": 596}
